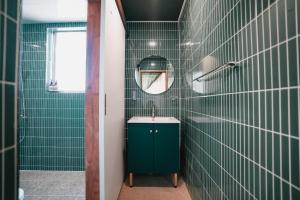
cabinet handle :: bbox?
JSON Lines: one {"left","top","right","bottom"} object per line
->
{"left": 155, "top": 130, "right": 158, "bottom": 133}
{"left": 149, "top": 130, "right": 153, "bottom": 133}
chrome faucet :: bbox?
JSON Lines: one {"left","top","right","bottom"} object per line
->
{"left": 152, "top": 105, "right": 155, "bottom": 119}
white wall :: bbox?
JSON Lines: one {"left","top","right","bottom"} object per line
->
{"left": 99, "top": 0, "right": 125, "bottom": 199}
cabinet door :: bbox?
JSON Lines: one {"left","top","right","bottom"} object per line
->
{"left": 128, "top": 123, "right": 154, "bottom": 173}
{"left": 154, "top": 124, "right": 179, "bottom": 173}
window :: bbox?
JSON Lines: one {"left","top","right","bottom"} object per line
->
{"left": 47, "top": 27, "right": 87, "bottom": 92}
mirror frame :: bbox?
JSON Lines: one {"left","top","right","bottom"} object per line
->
{"left": 135, "top": 55, "right": 175, "bottom": 95}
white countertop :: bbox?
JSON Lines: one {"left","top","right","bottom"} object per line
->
{"left": 128, "top": 116, "right": 180, "bottom": 124}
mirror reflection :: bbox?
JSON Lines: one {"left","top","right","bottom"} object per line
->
{"left": 135, "top": 55, "right": 174, "bottom": 94}
{"left": 185, "top": 55, "right": 219, "bottom": 94}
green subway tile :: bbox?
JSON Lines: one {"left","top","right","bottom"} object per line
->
{"left": 281, "top": 89, "right": 289, "bottom": 135}
{"left": 290, "top": 89, "right": 299, "bottom": 137}
{"left": 257, "top": 16, "right": 264, "bottom": 52}
{"left": 260, "top": 169, "right": 266, "bottom": 199}
{"left": 179, "top": 1, "right": 299, "bottom": 199}
{"left": 288, "top": 39, "right": 298, "bottom": 87}
{"left": 263, "top": 10, "right": 270, "bottom": 49}
{"left": 286, "top": 0, "right": 296, "bottom": 38}
{"left": 0, "top": 14, "right": 3, "bottom": 80}
{"left": 281, "top": 135, "right": 289, "bottom": 181}
{"left": 5, "top": 19, "right": 16, "bottom": 82}
{"left": 4, "top": 149, "right": 17, "bottom": 200}
{"left": 273, "top": 134, "right": 280, "bottom": 176}
{"left": 7, "top": 0, "right": 18, "bottom": 19}
{"left": 270, "top": 5, "right": 278, "bottom": 46}
{"left": 263, "top": 0, "right": 269, "bottom": 10}
{"left": 298, "top": 0, "right": 300, "bottom": 34}
{"left": 291, "top": 138, "right": 300, "bottom": 187}
{"left": 266, "top": 91, "right": 272, "bottom": 130}
{"left": 260, "top": 131, "right": 266, "bottom": 167}
{"left": 280, "top": 43, "right": 288, "bottom": 87}
{"left": 282, "top": 180, "right": 290, "bottom": 200}
{"left": 274, "top": 176, "right": 281, "bottom": 200}
{"left": 266, "top": 132, "right": 272, "bottom": 171}
{"left": 278, "top": 0, "right": 287, "bottom": 42}
{"left": 256, "top": 0, "right": 262, "bottom": 16}
{"left": 272, "top": 47, "right": 279, "bottom": 88}
{"left": 292, "top": 187, "right": 300, "bottom": 200}
{"left": 260, "top": 92, "right": 265, "bottom": 128}
{"left": 267, "top": 172, "right": 273, "bottom": 200}
{"left": 273, "top": 90, "right": 280, "bottom": 132}
{"left": 5, "top": 85, "right": 15, "bottom": 147}
{"left": 265, "top": 50, "right": 272, "bottom": 89}
{"left": 19, "top": 22, "right": 86, "bottom": 171}
{"left": 0, "top": 0, "right": 4, "bottom": 12}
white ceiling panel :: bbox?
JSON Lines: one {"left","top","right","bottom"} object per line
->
{"left": 22, "top": 0, "right": 87, "bottom": 24}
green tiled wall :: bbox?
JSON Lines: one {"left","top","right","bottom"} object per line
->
{"left": 125, "top": 22, "right": 180, "bottom": 121}
{"left": 0, "top": 0, "right": 19, "bottom": 199}
{"left": 19, "top": 23, "right": 86, "bottom": 171}
{"left": 179, "top": 0, "right": 300, "bottom": 199}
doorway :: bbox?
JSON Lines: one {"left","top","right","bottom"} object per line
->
{"left": 17, "top": 0, "right": 99, "bottom": 199}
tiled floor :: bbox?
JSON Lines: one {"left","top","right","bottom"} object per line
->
{"left": 20, "top": 171, "right": 191, "bottom": 200}
{"left": 19, "top": 171, "right": 85, "bottom": 200}
{"left": 117, "top": 175, "right": 192, "bottom": 200}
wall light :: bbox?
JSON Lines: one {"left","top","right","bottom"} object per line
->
{"left": 148, "top": 41, "right": 157, "bottom": 47}
{"left": 31, "top": 44, "right": 41, "bottom": 48}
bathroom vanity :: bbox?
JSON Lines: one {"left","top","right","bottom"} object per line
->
{"left": 127, "top": 117, "right": 180, "bottom": 187}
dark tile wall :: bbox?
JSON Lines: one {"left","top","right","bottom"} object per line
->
{"left": 125, "top": 22, "right": 180, "bottom": 121}
{"left": 0, "top": 0, "right": 19, "bottom": 199}
{"left": 19, "top": 23, "right": 86, "bottom": 171}
{"left": 179, "top": 0, "right": 300, "bottom": 199}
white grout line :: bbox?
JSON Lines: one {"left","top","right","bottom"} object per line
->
{"left": 269, "top": 1, "right": 275, "bottom": 198}
{"left": 256, "top": 1, "right": 271, "bottom": 199}
{"left": 184, "top": 0, "right": 239, "bottom": 62}
{"left": 182, "top": 5, "right": 298, "bottom": 67}
{"left": 187, "top": 105, "right": 300, "bottom": 141}
{"left": 284, "top": 0, "right": 292, "bottom": 198}
{"left": 0, "top": 145, "right": 16, "bottom": 154}
{"left": 0, "top": 11, "right": 17, "bottom": 23}
{"left": 183, "top": 31, "right": 300, "bottom": 78}
{"left": 185, "top": 120, "right": 259, "bottom": 199}
{"left": 14, "top": 1, "right": 20, "bottom": 197}
{"left": 182, "top": 85, "right": 300, "bottom": 99}
{"left": 0, "top": 80, "right": 17, "bottom": 86}
{"left": 183, "top": 114, "right": 300, "bottom": 192}
{"left": 178, "top": 0, "right": 300, "bottom": 199}
{"left": 1, "top": 1, "right": 8, "bottom": 199}
{"left": 296, "top": 1, "right": 300, "bottom": 196}
{"left": 178, "top": 0, "right": 188, "bottom": 21}
{"left": 243, "top": 2, "right": 248, "bottom": 198}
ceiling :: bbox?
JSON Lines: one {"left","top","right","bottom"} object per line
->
{"left": 22, "top": 0, "right": 87, "bottom": 24}
{"left": 22, "top": 0, "right": 185, "bottom": 23}
{"left": 122, "top": 0, "right": 184, "bottom": 21}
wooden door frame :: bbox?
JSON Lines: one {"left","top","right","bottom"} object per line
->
{"left": 85, "top": 0, "right": 101, "bottom": 199}
{"left": 85, "top": 0, "right": 126, "bottom": 199}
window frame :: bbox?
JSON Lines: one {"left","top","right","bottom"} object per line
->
{"left": 46, "top": 27, "right": 87, "bottom": 93}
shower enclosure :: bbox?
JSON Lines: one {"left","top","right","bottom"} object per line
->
{"left": 18, "top": 22, "right": 86, "bottom": 199}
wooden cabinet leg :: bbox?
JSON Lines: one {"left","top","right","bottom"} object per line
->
{"left": 172, "top": 173, "right": 178, "bottom": 187}
{"left": 129, "top": 173, "right": 133, "bottom": 187}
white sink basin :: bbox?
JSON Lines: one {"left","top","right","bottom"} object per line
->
{"left": 128, "top": 116, "right": 180, "bottom": 124}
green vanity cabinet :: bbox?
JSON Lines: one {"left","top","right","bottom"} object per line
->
{"left": 127, "top": 117, "right": 180, "bottom": 187}
{"left": 127, "top": 123, "right": 155, "bottom": 173}
{"left": 153, "top": 123, "right": 179, "bottom": 173}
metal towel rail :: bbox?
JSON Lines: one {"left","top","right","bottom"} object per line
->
{"left": 192, "top": 61, "right": 238, "bottom": 82}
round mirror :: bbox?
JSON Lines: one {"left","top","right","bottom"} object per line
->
{"left": 135, "top": 55, "right": 174, "bottom": 94}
